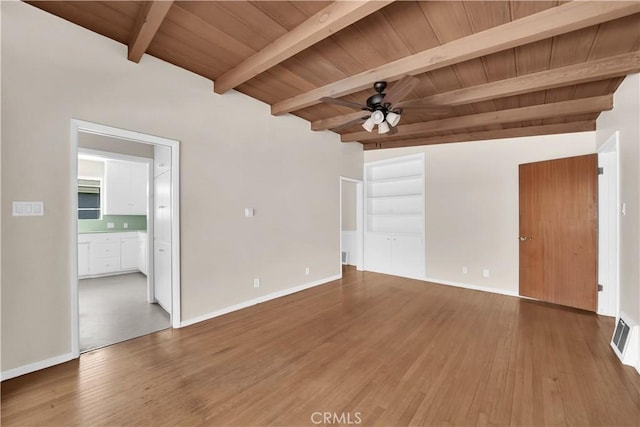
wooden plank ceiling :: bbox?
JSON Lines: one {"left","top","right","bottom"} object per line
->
{"left": 27, "top": 1, "right": 640, "bottom": 150}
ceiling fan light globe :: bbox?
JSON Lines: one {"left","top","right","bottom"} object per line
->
{"left": 362, "top": 117, "right": 375, "bottom": 132}
{"left": 378, "top": 120, "right": 390, "bottom": 134}
{"left": 386, "top": 111, "right": 401, "bottom": 127}
{"left": 371, "top": 110, "right": 385, "bottom": 125}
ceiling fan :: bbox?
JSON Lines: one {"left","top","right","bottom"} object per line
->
{"left": 319, "top": 75, "right": 450, "bottom": 134}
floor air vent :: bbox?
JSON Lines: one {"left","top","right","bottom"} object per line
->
{"left": 611, "top": 313, "right": 639, "bottom": 370}
{"left": 613, "top": 318, "right": 630, "bottom": 354}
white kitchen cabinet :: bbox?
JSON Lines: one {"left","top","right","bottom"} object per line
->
{"left": 154, "top": 145, "right": 171, "bottom": 177}
{"left": 138, "top": 233, "right": 147, "bottom": 276}
{"left": 154, "top": 171, "right": 171, "bottom": 243}
{"left": 103, "top": 160, "right": 148, "bottom": 215}
{"left": 153, "top": 146, "right": 172, "bottom": 314}
{"left": 91, "top": 241, "right": 120, "bottom": 274}
{"left": 78, "top": 232, "right": 148, "bottom": 278}
{"left": 78, "top": 242, "right": 90, "bottom": 277}
{"left": 364, "top": 154, "right": 425, "bottom": 278}
{"left": 120, "top": 237, "right": 138, "bottom": 270}
{"left": 154, "top": 240, "right": 171, "bottom": 312}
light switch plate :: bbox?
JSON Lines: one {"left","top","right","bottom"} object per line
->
{"left": 12, "top": 201, "right": 44, "bottom": 216}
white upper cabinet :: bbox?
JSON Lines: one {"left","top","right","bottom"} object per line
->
{"left": 103, "top": 160, "right": 148, "bottom": 215}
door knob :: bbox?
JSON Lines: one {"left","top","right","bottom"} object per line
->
{"left": 519, "top": 236, "right": 531, "bottom": 241}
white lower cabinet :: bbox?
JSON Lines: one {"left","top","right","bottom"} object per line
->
{"left": 364, "top": 233, "right": 424, "bottom": 278}
{"left": 120, "top": 237, "right": 139, "bottom": 270}
{"left": 138, "top": 236, "right": 147, "bottom": 276}
{"left": 78, "top": 232, "right": 148, "bottom": 278}
{"left": 364, "top": 233, "right": 393, "bottom": 272}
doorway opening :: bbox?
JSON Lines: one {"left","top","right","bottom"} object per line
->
{"left": 340, "top": 177, "right": 364, "bottom": 273}
{"left": 77, "top": 146, "right": 167, "bottom": 352}
{"left": 70, "top": 120, "right": 181, "bottom": 357}
{"left": 597, "top": 131, "right": 620, "bottom": 317}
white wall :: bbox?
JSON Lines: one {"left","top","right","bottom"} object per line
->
{"left": 1, "top": 2, "right": 362, "bottom": 373}
{"left": 365, "top": 132, "right": 596, "bottom": 295}
{"left": 341, "top": 181, "right": 357, "bottom": 231}
{"left": 596, "top": 74, "right": 640, "bottom": 332}
{"left": 77, "top": 159, "right": 104, "bottom": 179}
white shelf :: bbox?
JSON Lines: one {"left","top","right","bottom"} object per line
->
{"left": 367, "top": 174, "right": 423, "bottom": 183}
{"left": 368, "top": 213, "right": 422, "bottom": 217}
{"left": 364, "top": 153, "right": 425, "bottom": 276}
{"left": 366, "top": 230, "right": 422, "bottom": 236}
{"left": 367, "top": 193, "right": 422, "bottom": 200}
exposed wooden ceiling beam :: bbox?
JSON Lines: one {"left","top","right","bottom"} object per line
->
{"left": 272, "top": 1, "right": 639, "bottom": 115}
{"left": 342, "top": 95, "right": 612, "bottom": 142}
{"left": 128, "top": 1, "right": 174, "bottom": 63}
{"left": 405, "top": 51, "right": 640, "bottom": 107}
{"left": 363, "top": 121, "right": 596, "bottom": 150}
{"left": 213, "top": 1, "right": 394, "bottom": 94}
{"left": 312, "top": 51, "right": 640, "bottom": 131}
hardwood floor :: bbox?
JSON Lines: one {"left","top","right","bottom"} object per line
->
{"left": 2, "top": 268, "right": 639, "bottom": 426}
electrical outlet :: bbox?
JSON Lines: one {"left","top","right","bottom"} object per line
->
{"left": 482, "top": 269, "right": 490, "bottom": 278}
{"left": 253, "top": 278, "right": 260, "bottom": 288}
{"left": 305, "top": 267, "right": 310, "bottom": 275}
{"left": 123, "top": 222, "right": 128, "bottom": 229}
{"left": 107, "top": 222, "right": 115, "bottom": 229}
{"left": 462, "top": 266, "right": 468, "bottom": 275}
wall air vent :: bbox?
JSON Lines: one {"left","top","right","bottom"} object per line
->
{"left": 342, "top": 251, "right": 349, "bottom": 265}
{"left": 611, "top": 313, "right": 639, "bottom": 371}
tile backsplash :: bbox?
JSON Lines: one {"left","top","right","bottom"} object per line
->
{"left": 78, "top": 215, "right": 147, "bottom": 233}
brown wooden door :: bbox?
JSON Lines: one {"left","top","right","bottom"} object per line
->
{"left": 519, "top": 154, "right": 598, "bottom": 311}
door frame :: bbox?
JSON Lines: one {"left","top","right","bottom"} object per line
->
{"left": 597, "top": 131, "right": 620, "bottom": 317}
{"left": 70, "top": 119, "right": 181, "bottom": 358}
{"left": 339, "top": 177, "right": 364, "bottom": 272}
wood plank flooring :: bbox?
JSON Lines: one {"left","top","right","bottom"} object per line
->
{"left": 2, "top": 268, "right": 639, "bottom": 426}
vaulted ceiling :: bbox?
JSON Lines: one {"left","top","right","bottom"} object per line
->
{"left": 27, "top": 1, "right": 640, "bottom": 150}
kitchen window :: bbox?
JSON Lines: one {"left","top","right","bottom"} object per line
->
{"left": 78, "top": 178, "right": 102, "bottom": 219}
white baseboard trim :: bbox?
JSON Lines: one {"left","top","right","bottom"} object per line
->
{"left": 423, "top": 276, "right": 519, "bottom": 298}
{"left": 1, "top": 352, "right": 75, "bottom": 381}
{"left": 181, "top": 274, "right": 342, "bottom": 328}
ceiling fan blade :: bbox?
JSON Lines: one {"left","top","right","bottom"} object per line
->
{"left": 330, "top": 116, "right": 369, "bottom": 132}
{"left": 320, "top": 97, "right": 367, "bottom": 111}
{"left": 384, "top": 75, "right": 420, "bottom": 107}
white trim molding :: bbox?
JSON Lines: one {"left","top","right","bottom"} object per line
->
{"left": 423, "top": 276, "right": 519, "bottom": 298}
{"left": 1, "top": 352, "right": 75, "bottom": 381}
{"left": 71, "top": 119, "right": 182, "bottom": 361}
{"left": 339, "top": 176, "right": 364, "bottom": 272}
{"left": 181, "top": 274, "right": 342, "bottom": 328}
